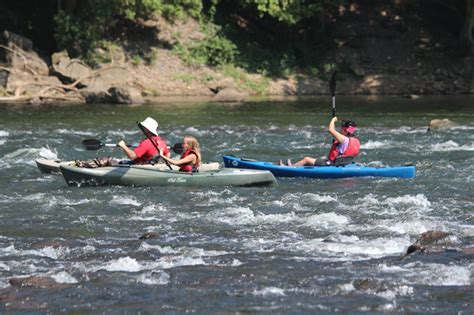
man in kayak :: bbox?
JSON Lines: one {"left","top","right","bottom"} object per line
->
{"left": 158, "top": 135, "right": 201, "bottom": 172}
{"left": 118, "top": 117, "right": 170, "bottom": 164}
{"left": 75, "top": 117, "right": 170, "bottom": 168}
{"left": 286, "top": 117, "right": 360, "bottom": 166}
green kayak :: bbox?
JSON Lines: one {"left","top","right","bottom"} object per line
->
{"left": 60, "top": 164, "right": 277, "bottom": 187}
{"left": 36, "top": 159, "right": 220, "bottom": 174}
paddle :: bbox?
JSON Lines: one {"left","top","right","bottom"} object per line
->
{"left": 329, "top": 71, "right": 337, "bottom": 117}
{"left": 136, "top": 121, "right": 173, "bottom": 170}
{"left": 82, "top": 138, "right": 184, "bottom": 154}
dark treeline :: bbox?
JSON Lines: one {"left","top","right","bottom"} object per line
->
{"left": 0, "top": 0, "right": 473, "bottom": 76}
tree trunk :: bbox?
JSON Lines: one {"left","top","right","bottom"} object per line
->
{"left": 461, "top": 0, "right": 474, "bottom": 54}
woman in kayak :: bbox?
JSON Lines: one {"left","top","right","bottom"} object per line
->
{"left": 76, "top": 117, "right": 170, "bottom": 168}
{"left": 118, "top": 117, "right": 170, "bottom": 164}
{"left": 285, "top": 117, "right": 360, "bottom": 166}
{"left": 159, "top": 135, "right": 201, "bottom": 172}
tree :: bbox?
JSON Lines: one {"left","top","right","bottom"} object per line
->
{"left": 461, "top": 0, "right": 474, "bottom": 53}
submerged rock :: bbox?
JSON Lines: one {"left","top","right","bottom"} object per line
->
{"left": 9, "top": 276, "right": 72, "bottom": 289}
{"left": 427, "top": 118, "right": 456, "bottom": 131}
{"left": 405, "top": 230, "right": 471, "bottom": 255}
{"left": 139, "top": 232, "right": 159, "bottom": 240}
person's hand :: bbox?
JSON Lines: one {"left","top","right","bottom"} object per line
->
{"left": 117, "top": 140, "right": 126, "bottom": 148}
{"left": 158, "top": 147, "right": 164, "bottom": 156}
{"left": 331, "top": 116, "right": 338, "bottom": 124}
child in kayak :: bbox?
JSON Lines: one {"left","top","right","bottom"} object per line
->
{"left": 159, "top": 135, "right": 201, "bottom": 172}
{"left": 285, "top": 117, "right": 360, "bottom": 166}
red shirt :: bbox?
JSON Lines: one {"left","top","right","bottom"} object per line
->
{"left": 133, "top": 136, "right": 169, "bottom": 164}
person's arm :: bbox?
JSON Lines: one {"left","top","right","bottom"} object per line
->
{"left": 328, "top": 116, "right": 347, "bottom": 144}
{"left": 161, "top": 144, "right": 171, "bottom": 158}
{"left": 159, "top": 148, "right": 196, "bottom": 166}
{"left": 118, "top": 140, "right": 137, "bottom": 160}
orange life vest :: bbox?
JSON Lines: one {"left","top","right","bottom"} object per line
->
{"left": 327, "top": 137, "right": 360, "bottom": 162}
{"left": 179, "top": 149, "right": 199, "bottom": 172}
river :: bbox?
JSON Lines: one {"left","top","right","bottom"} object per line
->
{"left": 0, "top": 96, "right": 473, "bottom": 313}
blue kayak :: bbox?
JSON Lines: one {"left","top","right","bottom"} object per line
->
{"left": 223, "top": 155, "right": 416, "bottom": 179}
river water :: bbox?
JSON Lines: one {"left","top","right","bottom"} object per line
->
{"left": 0, "top": 96, "right": 473, "bottom": 313}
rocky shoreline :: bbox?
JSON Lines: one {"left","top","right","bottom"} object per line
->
{"left": 1, "top": 29, "right": 473, "bottom": 105}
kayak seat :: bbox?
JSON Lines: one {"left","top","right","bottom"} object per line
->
{"left": 333, "top": 155, "right": 356, "bottom": 167}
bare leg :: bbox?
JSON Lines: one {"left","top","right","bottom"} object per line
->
{"left": 292, "top": 156, "right": 317, "bottom": 166}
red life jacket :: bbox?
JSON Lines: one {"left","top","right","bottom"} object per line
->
{"left": 327, "top": 137, "right": 360, "bottom": 162}
{"left": 179, "top": 149, "right": 199, "bottom": 172}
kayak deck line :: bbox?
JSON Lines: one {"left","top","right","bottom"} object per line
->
{"left": 36, "top": 158, "right": 220, "bottom": 174}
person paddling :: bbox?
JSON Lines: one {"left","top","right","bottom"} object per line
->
{"left": 285, "top": 117, "right": 360, "bottom": 166}
{"left": 118, "top": 117, "right": 170, "bottom": 164}
{"left": 76, "top": 117, "right": 170, "bottom": 168}
{"left": 158, "top": 135, "right": 201, "bottom": 172}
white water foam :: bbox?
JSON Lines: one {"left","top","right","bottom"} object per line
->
{"left": 55, "top": 129, "right": 95, "bottom": 136}
{"left": 0, "top": 261, "right": 10, "bottom": 271}
{"left": 351, "top": 193, "right": 432, "bottom": 214}
{"left": 379, "top": 219, "right": 440, "bottom": 235}
{"left": 1, "top": 147, "right": 58, "bottom": 167}
{"left": 430, "top": 140, "right": 474, "bottom": 152}
{"left": 103, "top": 257, "right": 142, "bottom": 272}
{"left": 21, "top": 193, "right": 90, "bottom": 210}
{"left": 137, "top": 271, "right": 170, "bottom": 285}
{"left": 389, "top": 126, "right": 426, "bottom": 134}
{"left": 209, "top": 206, "right": 298, "bottom": 226}
{"left": 286, "top": 236, "right": 410, "bottom": 260}
{"left": 107, "top": 130, "right": 139, "bottom": 137}
{"left": 272, "top": 193, "right": 338, "bottom": 212}
{"left": 1, "top": 244, "right": 70, "bottom": 259}
{"left": 322, "top": 237, "right": 409, "bottom": 257}
{"left": 361, "top": 140, "right": 394, "bottom": 149}
{"left": 252, "top": 286, "right": 286, "bottom": 296}
{"left": 50, "top": 271, "right": 78, "bottom": 284}
{"left": 191, "top": 189, "right": 246, "bottom": 205}
{"left": 109, "top": 196, "right": 141, "bottom": 206}
{"left": 139, "top": 243, "right": 231, "bottom": 259}
{"left": 305, "top": 212, "right": 350, "bottom": 230}
{"left": 379, "top": 262, "right": 472, "bottom": 286}
{"left": 184, "top": 126, "right": 202, "bottom": 136}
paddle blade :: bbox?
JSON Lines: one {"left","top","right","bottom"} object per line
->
{"left": 329, "top": 71, "right": 336, "bottom": 96}
{"left": 82, "top": 139, "right": 103, "bottom": 150}
{"left": 172, "top": 143, "right": 184, "bottom": 154}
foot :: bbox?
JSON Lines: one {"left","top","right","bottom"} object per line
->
{"left": 279, "top": 160, "right": 284, "bottom": 166}
{"left": 287, "top": 159, "right": 292, "bottom": 166}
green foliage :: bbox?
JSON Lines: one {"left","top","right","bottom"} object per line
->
{"left": 54, "top": 0, "right": 203, "bottom": 61}
{"left": 244, "top": 0, "right": 324, "bottom": 25}
{"left": 172, "top": 73, "right": 197, "bottom": 83}
{"left": 173, "top": 23, "right": 238, "bottom": 67}
{"left": 220, "top": 65, "right": 269, "bottom": 95}
{"left": 131, "top": 54, "right": 143, "bottom": 65}
{"left": 144, "top": 49, "right": 158, "bottom": 65}
{"left": 0, "top": 87, "right": 8, "bottom": 97}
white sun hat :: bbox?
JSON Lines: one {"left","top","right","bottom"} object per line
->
{"left": 139, "top": 117, "right": 159, "bottom": 136}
